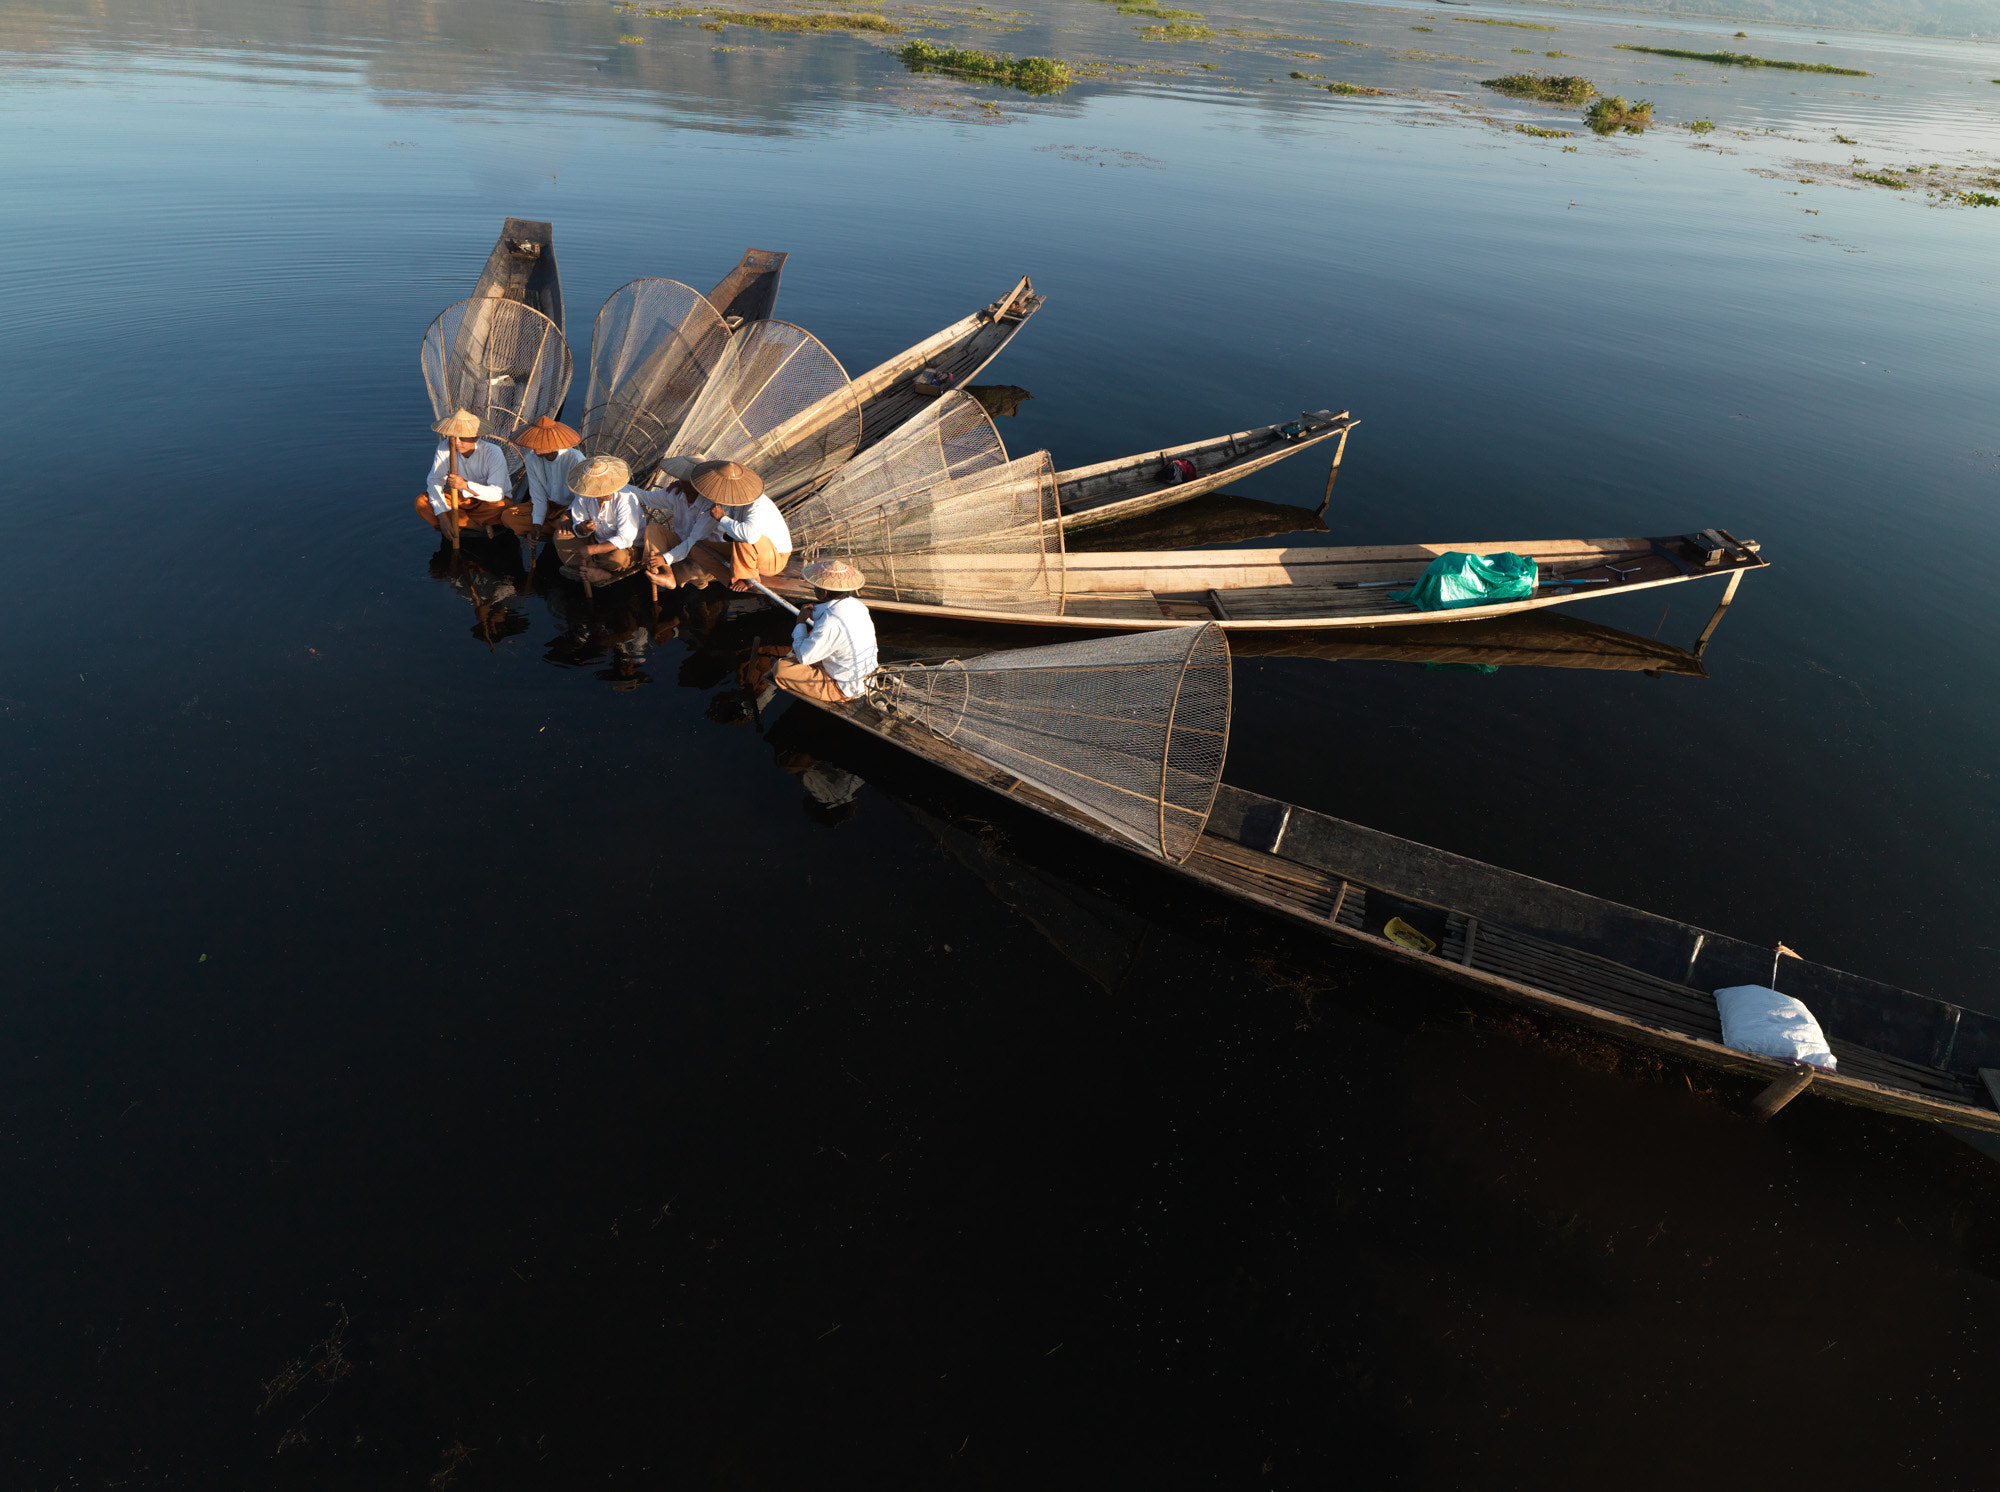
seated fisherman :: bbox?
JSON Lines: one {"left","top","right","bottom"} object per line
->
{"left": 417, "top": 409, "right": 527, "bottom": 539}
{"left": 517, "top": 416, "right": 584, "bottom": 537}
{"left": 554, "top": 456, "right": 647, "bottom": 585}
{"left": 762, "top": 558, "right": 878, "bottom": 704}
{"left": 670, "top": 460, "right": 793, "bottom": 593}
{"left": 640, "top": 474, "right": 717, "bottom": 596}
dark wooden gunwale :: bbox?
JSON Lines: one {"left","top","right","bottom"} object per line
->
{"left": 1057, "top": 412, "right": 1355, "bottom": 531}
{"left": 787, "top": 690, "right": 2000, "bottom": 1136}
{"left": 473, "top": 218, "right": 563, "bottom": 335}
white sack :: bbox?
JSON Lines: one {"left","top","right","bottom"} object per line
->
{"left": 1714, "top": 985, "right": 1837, "bottom": 1072}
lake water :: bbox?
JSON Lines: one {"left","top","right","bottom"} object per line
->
{"left": 4, "top": 0, "right": 2000, "bottom": 1483}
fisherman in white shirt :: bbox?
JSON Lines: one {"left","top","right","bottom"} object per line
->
{"left": 656, "top": 459, "right": 793, "bottom": 593}
{"left": 516, "top": 415, "right": 585, "bottom": 538}
{"left": 554, "top": 456, "right": 649, "bottom": 585}
{"left": 416, "top": 409, "right": 527, "bottom": 540}
{"left": 765, "top": 558, "right": 878, "bottom": 704}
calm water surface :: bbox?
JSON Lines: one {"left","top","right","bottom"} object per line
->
{"left": 4, "top": 0, "right": 2000, "bottom": 1484}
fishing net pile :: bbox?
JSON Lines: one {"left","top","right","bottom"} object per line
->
{"left": 782, "top": 392, "right": 1065, "bottom": 613}
{"left": 872, "top": 624, "right": 1232, "bottom": 863}
{"left": 421, "top": 298, "right": 573, "bottom": 448}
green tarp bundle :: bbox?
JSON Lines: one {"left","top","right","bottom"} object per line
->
{"left": 1394, "top": 551, "right": 1537, "bottom": 611}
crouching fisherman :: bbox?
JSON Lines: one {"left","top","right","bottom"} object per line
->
{"left": 416, "top": 410, "right": 530, "bottom": 539}
{"left": 518, "top": 416, "right": 584, "bottom": 538}
{"left": 554, "top": 456, "right": 647, "bottom": 585}
{"left": 766, "top": 559, "right": 878, "bottom": 704}
{"left": 676, "top": 460, "right": 793, "bottom": 594}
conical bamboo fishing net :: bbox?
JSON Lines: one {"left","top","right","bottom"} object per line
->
{"left": 665, "top": 320, "right": 859, "bottom": 499}
{"left": 872, "top": 624, "right": 1231, "bottom": 863}
{"left": 579, "top": 278, "right": 731, "bottom": 474}
{"left": 421, "top": 298, "right": 572, "bottom": 448}
{"left": 784, "top": 393, "right": 1064, "bottom": 612}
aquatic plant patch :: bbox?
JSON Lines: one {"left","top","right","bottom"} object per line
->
{"left": 1480, "top": 72, "right": 1595, "bottom": 104}
{"left": 1119, "top": 4, "right": 1202, "bottom": 16}
{"left": 1962, "top": 191, "right": 2000, "bottom": 206}
{"left": 1615, "top": 45, "right": 1868, "bottom": 77}
{"left": 1853, "top": 169, "right": 1907, "bottom": 188}
{"left": 899, "top": 39, "right": 1068, "bottom": 89}
{"left": 1322, "top": 81, "right": 1389, "bottom": 95}
{"left": 1585, "top": 95, "right": 1652, "bottom": 134}
{"left": 1455, "top": 16, "right": 1556, "bottom": 28}
{"left": 1515, "top": 123, "right": 1572, "bottom": 137}
{"left": 1687, "top": 118, "right": 1714, "bottom": 133}
{"left": 1137, "top": 21, "right": 1213, "bottom": 38}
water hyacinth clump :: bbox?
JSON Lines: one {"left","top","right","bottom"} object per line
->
{"left": 898, "top": 40, "right": 1070, "bottom": 92}
{"left": 1616, "top": 44, "right": 1869, "bottom": 77}
{"left": 1481, "top": 73, "right": 1595, "bottom": 104}
{"left": 1585, "top": 95, "right": 1653, "bottom": 134}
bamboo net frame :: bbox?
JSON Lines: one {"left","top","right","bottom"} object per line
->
{"left": 579, "top": 278, "right": 731, "bottom": 474}
{"left": 872, "top": 624, "right": 1231, "bottom": 863}
{"left": 665, "top": 320, "right": 859, "bottom": 499}
{"left": 421, "top": 297, "right": 572, "bottom": 448}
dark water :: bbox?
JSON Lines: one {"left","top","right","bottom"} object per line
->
{"left": 5, "top": 0, "right": 2000, "bottom": 1484}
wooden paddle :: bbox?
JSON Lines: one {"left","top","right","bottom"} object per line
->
{"left": 444, "top": 440, "right": 463, "bottom": 550}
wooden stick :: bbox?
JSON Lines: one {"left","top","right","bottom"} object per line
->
{"left": 1315, "top": 425, "right": 1351, "bottom": 519}
{"left": 1750, "top": 1070, "right": 1813, "bottom": 1121}
{"left": 445, "top": 442, "right": 462, "bottom": 550}
{"left": 1692, "top": 568, "right": 1746, "bottom": 658}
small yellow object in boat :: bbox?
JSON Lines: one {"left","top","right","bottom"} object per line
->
{"left": 1383, "top": 917, "right": 1438, "bottom": 954}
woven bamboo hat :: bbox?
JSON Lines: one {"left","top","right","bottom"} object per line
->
{"left": 516, "top": 415, "right": 581, "bottom": 454}
{"left": 803, "top": 557, "right": 867, "bottom": 592}
{"left": 687, "top": 460, "right": 764, "bottom": 507}
{"left": 567, "top": 455, "right": 631, "bottom": 499}
{"left": 432, "top": 409, "right": 484, "bottom": 439}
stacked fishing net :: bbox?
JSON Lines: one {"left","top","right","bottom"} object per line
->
{"left": 783, "top": 392, "right": 1065, "bottom": 613}
{"left": 420, "top": 298, "right": 573, "bottom": 449}
{"left": 873, "top": 624, "right": 1232, "bottom": 863}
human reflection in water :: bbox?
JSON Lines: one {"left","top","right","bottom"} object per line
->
{"left": 428, "top": 532, "right": 532, "bottom": 650}
{"left": 539, "top": 564, "right": 680, "bottom": 687}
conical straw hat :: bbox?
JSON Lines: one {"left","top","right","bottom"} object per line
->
{"left": 687, "top": 460, "right": 764, "bottom": 507}
{"left": 433, "top": 409, "right": 484, "bottom": 439}
{"left": 567, "top": 455, "right": 632, "bottom": 499}
{"left": 802, "top": 557, "right": 867, "bottom": 592}
{"left": 516, "top": 415, "right": 581, "bottom": 453}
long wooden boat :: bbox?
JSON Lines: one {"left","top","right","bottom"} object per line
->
{"left": 849, "top": 278, "right": 1045, "bottom": 454}
{"left": 769, "top": 532, "right": 1768, "bottom": 635}
{"left": 1058, "top": 411, "right": 1355, "bottom": 531}
{"left": 705, "top": 248, "right": 787, "bottom": 327}
{"left": 471, "top": 218, "right": 563, "bottom": 333}
{"left": 779, "top": 685, "right": 2000, "bottom": 1137}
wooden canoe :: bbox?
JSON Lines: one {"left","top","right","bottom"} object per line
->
{"left": 768, "top": 532, "right": 1768, "bottom": 632}
{"left": 705, "top": 248, "right": 787, "bottom": 326}
{"left": 780, "top": 687, "right": 2000, "bottom": 1137}
{"left": 1058, "top": 411, "right": 1356, "bottom": 531}
{"left": 471, "top": 218, "right": 563, "bottom": 334}
{"left": 850, "top": 278, "right": 1045, "bottom": 455}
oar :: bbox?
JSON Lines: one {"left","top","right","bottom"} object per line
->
{"left": 444, "top": 442, "right": 462, "bottom": 551}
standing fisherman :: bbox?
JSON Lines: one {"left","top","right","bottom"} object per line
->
{"left": 759, "top": 558, "right": 878, "bottom": 704}
{"left": 674, "top": 460, "right": 793, "bottom": 594}
{"left": 417, "top": 410, "right": 527, "bottom": 539}
{"left": 555, "top": 456, "right": 648, "bottom": 586}
{"left": 517, "top": 415, "right": 585, "bottom": 538}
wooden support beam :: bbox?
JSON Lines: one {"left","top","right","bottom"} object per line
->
{"left": 1750, "top": 1070, "right": 1814, "bottom": 1121}
{"left": 1316, "top": 425, "right": 1352, "bottom": 519}
{"left": 1692, "top": 568, "right": 1746, "bottom": 658}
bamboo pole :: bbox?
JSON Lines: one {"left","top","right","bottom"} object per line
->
{"left": 1315, "top": 425, "right": 1351, "bottom": 519}
{"left": 444, "top": 442, "right": 462, "bottom": 550}
{"left": 1692, "top": 568, "right": 1746, "bottom": 657}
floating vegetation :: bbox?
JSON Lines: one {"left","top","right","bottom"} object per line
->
{"left": 1119, "top": 4, "right": 1202, "bottom": 16}
{"left": 1853, "top": 169, "right": 1907, "bottom": 188}
{"left": 644, "top": 4, "right": 708, "bottom": 13}
{"left": 617, "top": 33, "right": 644, "bottom": 43}
{"left": 1515, "top": 123, "right": 1573, "bottom": 137}
{"left": 1546, "top": 49, "right": 1567, "bottom": 57}
{"left": 1481, "top": 72, "right": 1595, "bottom": 104}
{"left": 1409, "top": 24, "right": 1432, "bottom": 31}
{"left": 1456, "top": 16, "right": 1556, "bottom": 28}
{"left": 1512, "top": 48, "right": 1532, "bottom": 54}
{"left": 1138, "top": 21, "right": 1213, "bottom": 38}
{"left": 1322, "top": 81, "right": 1389, "bottom": 95}
{"left": 1615, "top": 44, "right": 1869, "bottom": 77}
{"left": 1286, "top": 50, "right": 1322, "bottom": 58}
{"left": 898, "top": 40, "right": 1069, "bottom": 90}
{"left": 1687, "top": 118, "right": 1714, "bottom": 133}
{"left": 1289, "top": 70, "right": 1325, "bottom": 79}
{"left": 1962, "top": 191, "right": 2000, "bottom": 206}
{"left": 1585, "top": 95, "right": 1652, "bottom": 134}
{"left": 681, "top": 9, "right": 906, "bottom": 31}
{"left": 1834, "top": 132, "right": 1857, "bottom": 143}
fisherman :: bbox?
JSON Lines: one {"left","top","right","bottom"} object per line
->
{"left": 756, "top": 558, "right": 878, "bottom": 704}
{"left": 653, "top": 459, "right": 792, "bottom": 594}
{"left": 555, "top": 455, "right": 648, "bottom": 586}
{"left": 517, "top": 415, "right": 585, "bottom": 538}
{"left": 417, "top": 410, "right": 528, "bottom": 539}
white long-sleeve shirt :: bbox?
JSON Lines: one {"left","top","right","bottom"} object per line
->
{"left": 568, "top": 488, "right": 646, "bottom": 551}
{"left": 647, "top": 487, "right": 718, "bottom": 564}
{"left": 425, "top": 439, "right": 511, "bottom": 516}
{"left": 717, "top": 495, "right": 793, "bottom": 555}
{"left": 793, "top": 595, "right": 878, "bottom": 700}
{"left": 524, "top": 447, "right": 585, "bottom": 524}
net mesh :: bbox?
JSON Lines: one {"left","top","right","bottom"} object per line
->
{"left": 788, "top": 420, "right": 1067, "bottom": 614}
{"left": 421, "top": 297, "right": 572, "bottom": 447}
{"left": 667, "top": 320, "right": 859, "bottom": 499}
{"left": 579, "top": 279, "right": 731, "bottom": 473}
{"left": 873, "top": 624, "right": 1231, "bottom": 863}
